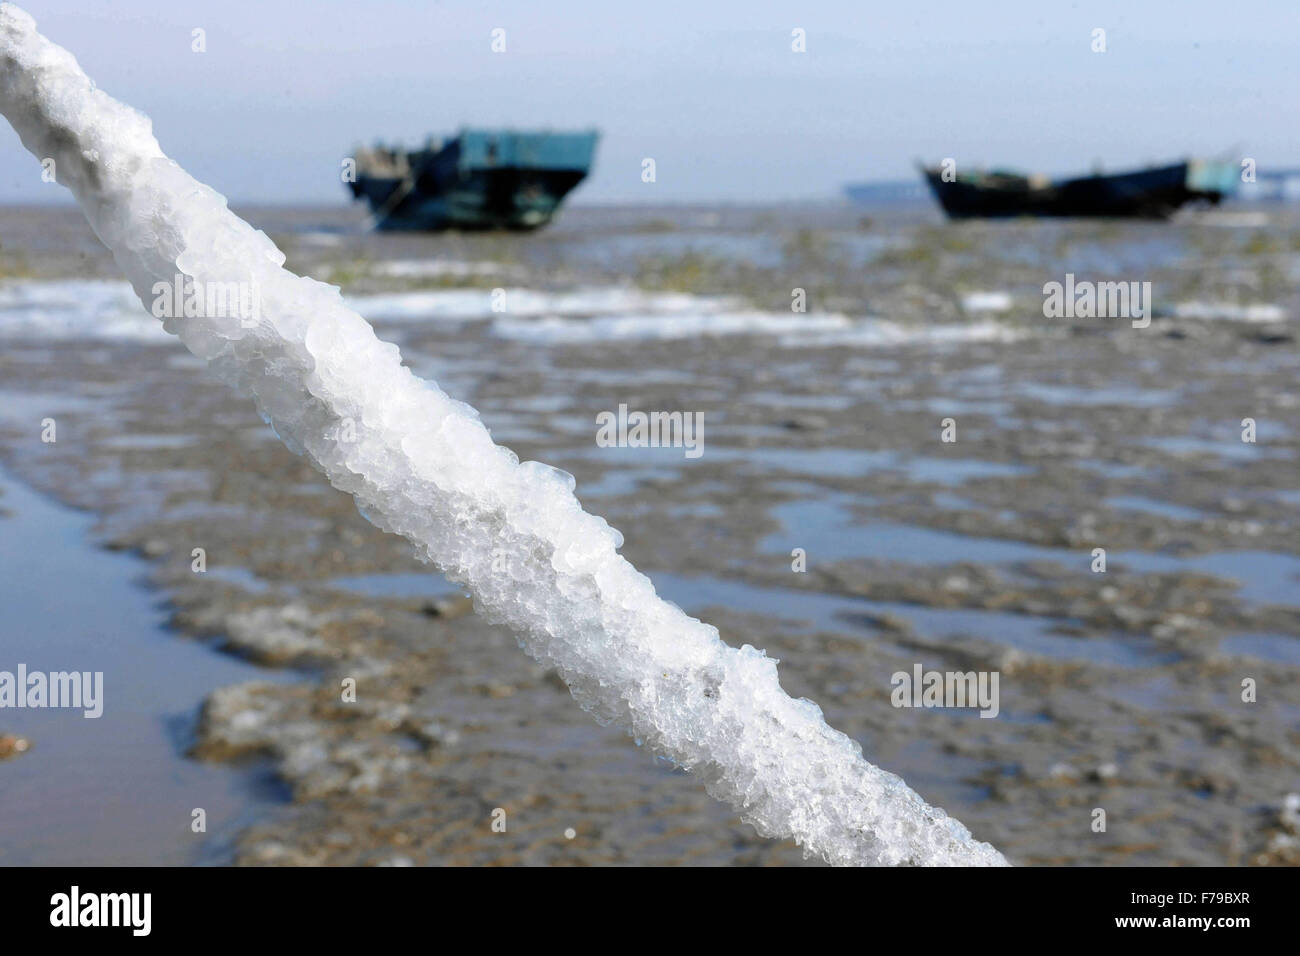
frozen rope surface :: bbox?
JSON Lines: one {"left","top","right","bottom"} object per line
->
{"left": 0, "top": 3, "right": 1006, "bottom": 866}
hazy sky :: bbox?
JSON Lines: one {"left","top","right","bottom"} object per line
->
{"left": 1, "top": 0, "right": 1297, "bottom": 205}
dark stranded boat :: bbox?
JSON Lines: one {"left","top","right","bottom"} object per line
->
{"left": 920, "top": 159, "right": 1239, "bottom": 220}
{"left": 348, "top": 129, "right": 598, "bottom": 231}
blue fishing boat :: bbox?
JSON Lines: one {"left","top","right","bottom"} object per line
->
{"left": 348, "top": 129, "right": 599, "bottom": 231}
{"left": 919, "top": 159, "right": 1239, "bottom": 219}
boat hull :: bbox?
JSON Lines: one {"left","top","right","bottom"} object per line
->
{"left": 921, "top": 161, "right": 1235, "bottom": 220}
{"left": 349, "top": 130, "right": 598, "bottom": 232}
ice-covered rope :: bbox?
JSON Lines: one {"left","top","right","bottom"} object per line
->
{"left": 0, "top": 4, "right": 1005, "bottom": 866}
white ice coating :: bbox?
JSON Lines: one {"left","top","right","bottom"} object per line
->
{"left": 0, "top": 4, "right": 1006, "bottom": 866}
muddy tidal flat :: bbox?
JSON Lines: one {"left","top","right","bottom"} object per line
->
{"left": 1, "top": 200, "right": 1298, "bottom": 865}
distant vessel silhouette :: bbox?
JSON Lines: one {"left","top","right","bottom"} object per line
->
{"left": 348, "top": 129, "right": 598, "bottom": 231}
{"left": 917, "top": 159, "right": 1239, "bottom": 219}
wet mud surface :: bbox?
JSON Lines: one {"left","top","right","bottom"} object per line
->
{"left": 1, "top": 202, "right": 1298, "bottom": 864}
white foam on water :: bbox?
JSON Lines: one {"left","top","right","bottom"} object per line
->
{"left": 961, "top": 291, "right": 1013, "bottom": 313}
{"left": 0, "top": 279, "right": 1009, "bottom": 352}
{"left": 348, "top": 286, "right": 742, "bottom": 323}
{"left": 492, "top": 309, "right": 854, "bottom": 343}
{"left": 781, "top": 319, "right": 1024, "bottom": 349}
{"left": 0, "top": 3, "right": 1005, "bottom": 866}
{"left": 491, "top": 310, "right": 1024, "bottom": 348}
{"left": 343, "top": 288, "right": 503, "bottom": 322}
{"left": 0, "top": 278, "right": 171, "bottom": 341}
{"left": 1171, "top": 301, "right": 1287, "bottom": 323}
